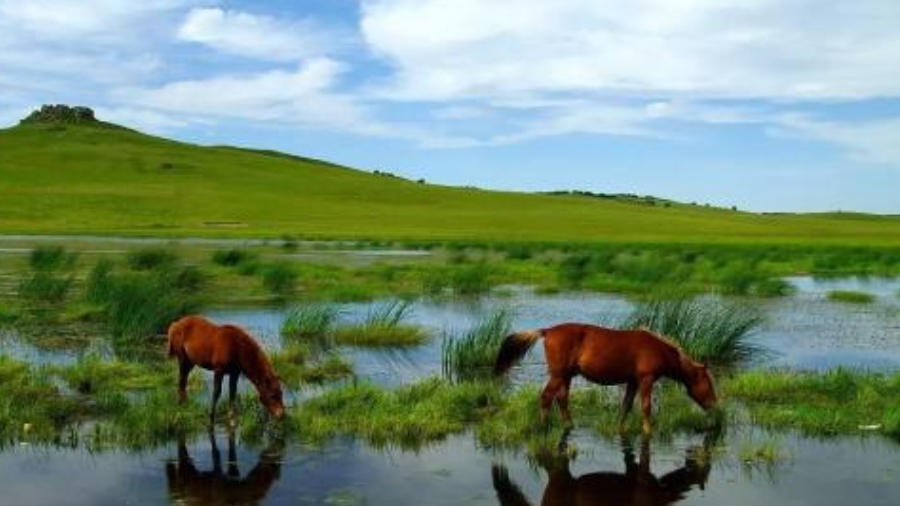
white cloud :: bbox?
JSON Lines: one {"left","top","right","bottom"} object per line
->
{"left": 362, "top": 0, "right": 900, "bottom": 101}
{"left": 178, "top": 7, "right": 338, "bottom": 61}
{"left": 772, "top": 114, "right": 900, "bottom": 165}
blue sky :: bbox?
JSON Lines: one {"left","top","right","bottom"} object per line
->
{"left": 2, "top": 1, "right": 899, "bottom": 213}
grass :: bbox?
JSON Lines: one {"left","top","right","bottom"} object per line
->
{"left": 827, "top": 290, "right": 876, "bottom": 304}
{"left": 260, "top": 262, "right": 298, "bottom": 298}
{"left": 442, "top": 309, "right": 513, "bottom": 381}
{"left": 739, "top": 437, "right": 790, "bottom": 467}
{"left": 211, "top": 248, "right": 257, "bottom": 267}
{"left": 17, "top": 246, "right": 76, "bottom": 309}
{"left": 622, "top": 295, "right": 766, "bottom": 367}
{"left": 331, "top": 300, "right": 427, "bottom": 346}
{"left": 726, "top": 368, "right": 900, "bottom": 437}
{"left": 4, "top": 121, "right": 900, "bottom": 244}
{"left": 6, "top": 350, "right": 900, "bottom": 452}
{"left": 280, "top": 302, "right": 340, "bottom": 342}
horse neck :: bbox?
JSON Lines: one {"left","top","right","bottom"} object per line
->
{"left": 662, "top": 348, "right": 694, "bottom": 385}
{"left": 238, "top": 338, "right": 275, "bottom": 390}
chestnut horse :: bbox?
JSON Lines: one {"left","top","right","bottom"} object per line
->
{"left": 494, "top": 323, "right": 716, "bottom": 433}
{"left": 168, "top": 315, "right": 285, "bottom": 422}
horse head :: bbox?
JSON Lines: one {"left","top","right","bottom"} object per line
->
{"left": 260, "top": 375, "right": 285, "bottom": 419}
{"left": 684, "top": 360, "right": 717, "bottom": 411}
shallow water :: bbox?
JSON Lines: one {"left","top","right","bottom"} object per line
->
{"left": 209, "top": 277, "right": 900, "bottom": 386}
{"left": 3, "top": 278, "right": 900, "bottom": 505}
{"left": 2, "top": 429, "right": 899, "bottom": 506}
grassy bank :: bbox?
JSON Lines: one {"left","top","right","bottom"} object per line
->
{"left": 5, "top": 352, "right": 900, "bottom": 452}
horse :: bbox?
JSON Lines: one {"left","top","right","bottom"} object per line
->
{"left": 492, "top": 436, "right": 710, "bottom": 506}
{"left": 494, "top": 323, "right": 717, "bottom": 434}
{"left": 167, "top": 315, "right": 285, "bottom": 422}
{"left": 166, "top": 432, "right": 283, "bottom": 506}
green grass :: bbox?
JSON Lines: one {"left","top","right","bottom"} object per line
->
{"left": 827, "top": 290, "right": 875, "bottom": 304}
{"left": 726, "top": 369, "right": 900, "bottom": 437}
{"left": 211, "top": 247, "right": 257, "bottom": 267}
{"left": 442, "top": 309, "right": 513, "bottom": 381}
{"left": 260, "top": 262, "right": 298, "bottom": 299}
{"left": 280, "top": 302, "right": 341, "bottom": 342}
{"left": 622, "top": 295, "right": 765, "bottom": 367}
{"left": 6, "top": 352, "right": 900, "bottom": 452}
{"left": 739, "top": 437, "right": 790, "bottom": 467}
{"left": 331, "top": 300, "right": 427, "bottom": 346}
{"left": 3, "top": 121, "right": 900, "bottom": 244}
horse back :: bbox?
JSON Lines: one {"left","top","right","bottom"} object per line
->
{"left": 543, "top": 323, "right": 680, "bottom": 384}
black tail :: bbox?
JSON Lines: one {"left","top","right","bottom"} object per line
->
{"left": 494, "top": 330, "right": 543, "bottom": 375}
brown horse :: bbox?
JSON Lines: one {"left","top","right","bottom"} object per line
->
{"left": 168, "top": 315, "right": 285, "bottom": 422}
{"left": 494, "top": 323, "right": 717, "bottom": 434}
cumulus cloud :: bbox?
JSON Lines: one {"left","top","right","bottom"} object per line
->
{"left": 178, "top": 7, "right": 339, "bottom": 61}
{"left": 361, "top": 0, "right": 900, "bottom": 101}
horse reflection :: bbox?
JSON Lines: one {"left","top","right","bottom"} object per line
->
{"left": 493, "top": 438, "right": 710, "bottom": 506}
{"left": 166, "top": 432, "right": 283, "bottom": 506}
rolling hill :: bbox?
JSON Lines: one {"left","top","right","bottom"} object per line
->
{"left": 1, "top": 108, "right": 899, "bottom": 244}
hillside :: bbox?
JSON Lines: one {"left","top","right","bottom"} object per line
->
{"left": 1, "top": 109, "right": 899, "bottom": 244}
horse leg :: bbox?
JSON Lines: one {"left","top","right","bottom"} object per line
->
{"left": 540, "top": 376, "right": 565, "bottom": 425}
{"left": 619, "top": 381, "right": 638, "bottom": 430}
{"left": 638, "top": 376, "right": 656, "bottom": 435}
{"left": 177, "top": 360, "right": 194, "bottom": 405}
{"left": 227, "top": 372, "right": 239, "bottom": 423}
{"left": 210, "top": 370, "right": 224, "bottom": 424}
{"left": 556, "top": 375, "right": 574, "bottom": 426}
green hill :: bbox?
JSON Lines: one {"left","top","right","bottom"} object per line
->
{"left": 1, "top": 108, "right": 899, "bottom": 244}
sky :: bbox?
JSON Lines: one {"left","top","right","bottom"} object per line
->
{"left": 2, "top": 0, "right": 900, "bottom": 213}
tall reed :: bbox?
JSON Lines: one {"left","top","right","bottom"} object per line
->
{"left": 442, "top": 309, "right": 513, "bottom": 381}
{"left": 623, "top": 295, "right": 765, "bottom": 367}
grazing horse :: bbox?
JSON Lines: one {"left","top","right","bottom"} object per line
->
{"left": 494, "top": 323, "right": 716, "bottom": 433}
{"left": 168, "top": 315, "right": 285, "bottom": 422}
{"left": 492, "top": 437, "right": 710, "bottom": 506}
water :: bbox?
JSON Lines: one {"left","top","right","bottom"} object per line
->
{"left": 207, "top": 278, "right": 900, "bottom": 385}
{"left": 3, "top": 277, "right": 900, "bottom": 505}
{"left": 2, "top": 430, "right": 899, "bottom": 506}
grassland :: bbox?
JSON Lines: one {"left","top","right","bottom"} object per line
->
{"left": 3, "top": 121, "right": 900, "bottom": 244}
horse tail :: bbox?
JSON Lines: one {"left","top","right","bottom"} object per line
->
{"left": 494, "top": 329, "right": 544, "bottom": 375}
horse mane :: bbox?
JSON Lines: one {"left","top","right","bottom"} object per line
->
{"left": 638, "top": 326, "right": 687, "bottom": 356}
{"left": 225, "top": 325, "right": 278, "bottom": 385}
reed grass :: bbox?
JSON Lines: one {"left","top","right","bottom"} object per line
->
{"left": 280, "top": 303, "right": 340, "bottom": 342}
{"left": 126, "top": 247, "right": 178, "bottom": 271}
{"left": 331, "top": 300, "right": 427, "bottom": 346}
{"left": 623, "top": 295, "right": 765, "bottom": 367}
{"left": 441, "top": 309, "right": 512, "bottom": 381}
{"left": 827, "top": 290, "right": 875, "bottom": 304}
{"left": 211, "top": 248, "right": 257, "bottom": 267}
{"left": 260, "top": 262, "right": 298, "bottom": 298}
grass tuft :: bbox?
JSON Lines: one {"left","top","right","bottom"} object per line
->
{"left": 280, "top": 303, "right": 340, "bottom": 343}
{"left": 331, "top": 300, "right": 427, "bottom": 346}
{"left": 623, "top": 295, "right": 765, "bottom": 367}
{"left": 441, "top": 309, "right": 512, "bottom": 381}
{"left": 827, "top": 290, "right": 875, "bottom": 304}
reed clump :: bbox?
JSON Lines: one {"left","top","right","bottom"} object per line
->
{"left": 441, "top": 309, "right": 512, "bottom": 381}
{"left": 331, "top": 300, "right": 427, "bottom": 346}
{"left": 623, "top": 295, "right": 765, "bottom": 367}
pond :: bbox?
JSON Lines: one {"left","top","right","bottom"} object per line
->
{"left": 2, "top": 276, "right": 900, "bottom": 506}
{"left": 2, "top": 429, "right": 900, "bottom": 506}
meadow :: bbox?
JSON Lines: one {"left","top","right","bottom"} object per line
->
{"left": 3, "top": 121, "right": 900, "bottom": 244}
{"left": 2, "top": 115, "right": 900, "bottom": 504}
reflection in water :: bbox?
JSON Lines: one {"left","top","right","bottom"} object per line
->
{"left": 493, "top": 437, "right": 710, "bottom": 506}
{"left": 166, "top": 432, "right": 283, "bottom": 506}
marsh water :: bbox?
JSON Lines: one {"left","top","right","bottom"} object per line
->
{"left": 2, "top": 276, "right": 900, "bottom": 505}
